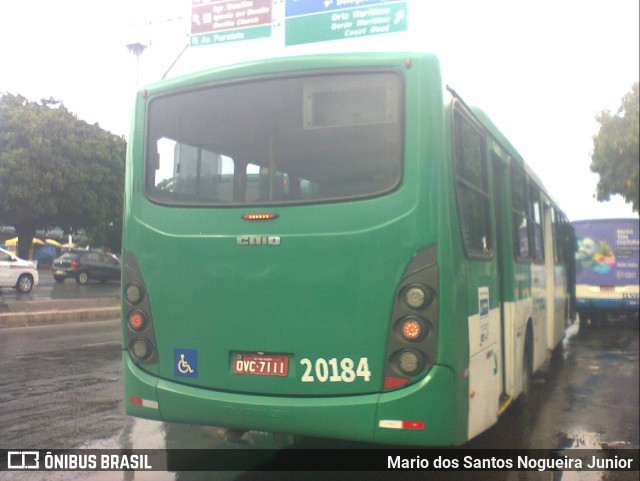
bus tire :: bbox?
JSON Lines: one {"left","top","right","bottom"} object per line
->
{"left": 515, "top": 333, "right": 533, "bottom": 412}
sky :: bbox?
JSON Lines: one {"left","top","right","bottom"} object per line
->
{"left": 1, "top": 0, "right": 638, "bottom": 221}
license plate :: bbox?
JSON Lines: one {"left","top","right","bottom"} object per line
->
{"left": 233, "top": 353, "right": 289, "bottom": 377}
{"left": 55, "top": 270, "right": 65, "bottom": 276}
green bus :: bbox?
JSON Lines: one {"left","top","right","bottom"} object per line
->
{"left": 122, "top": 52, "right": 575, "bottom": 446}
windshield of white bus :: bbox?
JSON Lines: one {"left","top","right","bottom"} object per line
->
{"left": 145, "top": 71, "right": 403, "bottom": 206}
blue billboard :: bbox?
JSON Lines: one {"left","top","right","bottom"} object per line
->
{"left": 573, "top": 218, "right": 639, "bottom": 286}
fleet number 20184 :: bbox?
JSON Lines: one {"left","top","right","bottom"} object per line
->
{"left": 300, "top": 357, "right": 371, "bottom": 382}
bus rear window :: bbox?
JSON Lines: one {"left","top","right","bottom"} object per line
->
{"left": 146, "top": 72, "right": 402, "bottom": 206}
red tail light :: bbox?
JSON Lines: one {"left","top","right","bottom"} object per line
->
{"left": 70, "top": 261, "right": 79, "bottom": 268}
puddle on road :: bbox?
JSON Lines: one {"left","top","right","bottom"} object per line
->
{"left": 555, "top": 429, "right": 637, "bottom": 481}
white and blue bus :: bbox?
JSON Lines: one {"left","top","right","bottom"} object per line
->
{"left": 573, "top": 218, "right": 639, "bottom": 326}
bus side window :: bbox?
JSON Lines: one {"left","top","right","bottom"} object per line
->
{"left": 151, "top": 137, "right": 238, "bottom": 203}
{"left": 530, "top": 184, "right": 545, "bottom": 263}
{"left": 511, "top": 166, "right": 530, "bottom": 261}
{"left": 550, "top": 207, "right": 561, "bottom": 265}
{"left": 453, "top": 108, "right": 492, "bottom": 259}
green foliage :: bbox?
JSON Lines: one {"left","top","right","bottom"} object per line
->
{"left": 590, "top": 82, "right": 639, "bottom": 212}
{"left": 0, "top": 94, "right": 126, "bottom": 257}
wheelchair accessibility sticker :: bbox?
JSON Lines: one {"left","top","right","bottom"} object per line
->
{"left": 174, "top": 349, "right": 198, "bottom": 378}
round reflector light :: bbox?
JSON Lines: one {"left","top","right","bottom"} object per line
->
{"left": 398, "top": 350, "right": 421, "bottom": 375}
{"left": 130, "top": 338, "right": 152, "bottom": 361}
{"left": 401, "top": 318, "right": 422, "bottom": 341}
{"left": 404, "top": 286, "right": 429, "bottom": 309}
{"left": 125, "top": 283, "right": 144, "bottom": 305}
{"left": 128, "top": 311, "right": 146, "bottom": 331}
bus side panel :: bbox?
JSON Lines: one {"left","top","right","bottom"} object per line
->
{"left": 531, "top": 264, "right": 547, "bottom": 372}
{"left": 446, "top": 103, "right": 503, "bottom": 442}
{"left": 548, "top": 265, "right": 568, "bottom": 349}
{"left": 467, "top": 307, "right": 501, "bottom": 439}
{"left": 503, "top": 295, "right": 530, "bottom": 399}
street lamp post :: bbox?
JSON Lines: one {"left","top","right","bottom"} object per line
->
{"left": 126, "top": 42, "right": 148, "bottom": 86}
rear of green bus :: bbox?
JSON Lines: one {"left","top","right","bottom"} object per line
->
{"left": 122, "top": 53, "right": 467, "bottom": 446}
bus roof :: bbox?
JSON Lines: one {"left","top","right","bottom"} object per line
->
{"left": 144, "top": 51, "right": 440, "bottom": 92}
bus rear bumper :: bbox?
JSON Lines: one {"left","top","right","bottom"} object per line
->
{"left": 123, "top": 354, "right": 459, "bottom": 446}
{"left": 577, "top": 298, "right": 639, "bottom": 310}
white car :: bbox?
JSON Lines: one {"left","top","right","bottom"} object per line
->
{"left": 0, "top": 247, "right": 39, "bottom": 293}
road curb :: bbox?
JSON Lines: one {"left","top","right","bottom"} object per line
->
{"left": 0, "top": 306, "right": 120, "bottom": 328}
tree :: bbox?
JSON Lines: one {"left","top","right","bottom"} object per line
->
{"left": 0, "top": 94, "right": 126, "bottom": 258}
{"left": 590, "top": 82, "right": 639, "bottom": 212}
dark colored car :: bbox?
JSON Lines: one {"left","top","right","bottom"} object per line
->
{"left": 52, "top": 250, "right": 121, "bottom": 285}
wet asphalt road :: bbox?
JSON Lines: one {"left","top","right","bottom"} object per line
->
{"left": 0, "top": 318, "right": 637, "bottom": 481}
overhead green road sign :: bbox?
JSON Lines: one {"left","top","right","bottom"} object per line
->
{"left": 188, "top": 0, "right": 408, "bottom": 49}
{"left": 191, "top": 0, "right": 273, "bottom": 46}
{"left": 285, "top": 0, "right": 407, "bottom": 47}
